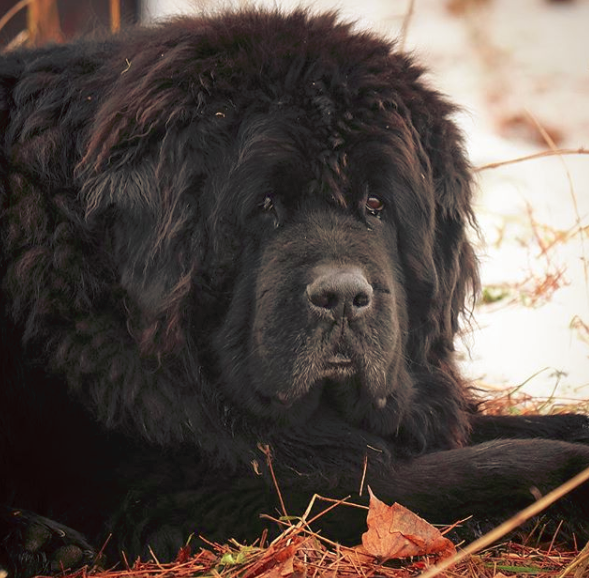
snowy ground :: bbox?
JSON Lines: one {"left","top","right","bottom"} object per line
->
{"left": 144, "top": 0, "right": 589, "bottom": 402}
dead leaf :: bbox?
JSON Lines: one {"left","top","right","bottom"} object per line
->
{"left": 258, "top": 555, "right": 295, "bottom": 578}
{"left": 340, "top": 546, "right": 376, "bottom": 566}
{"left": 360, "top": 488, "right": 456, "bottom": 562}
{"left": 241, "top": 542, "right": 298, "bottom": 578}
{"left": 174, "top": 544, "right": 192, "bottom": 564}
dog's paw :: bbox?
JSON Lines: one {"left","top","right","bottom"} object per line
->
{"left": 0, "top": 508, "right": 98, "bottom": 578}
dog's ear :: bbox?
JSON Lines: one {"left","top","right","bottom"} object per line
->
{"left": 399, "top": 91, "right": 479, "bottom": 367}
{"left": 378, "top": 87, "right": 479, "bottom": 449}
{"left": 432, "top": 123, "right": 479, "bottom": 345}
{"left": 74, "top": 118, "right": 218, "bottom": 443}
{"left": 74, "top": 40, "right": 226, "bottom": 359}
{"left": 79, "top": 127, "right": 206, "bottom": 358}
{"left": 75, "top": 61, "right": 217, "bottom": 362}
{"left": 426, "top": 112, "right": 479, "bottom": 361}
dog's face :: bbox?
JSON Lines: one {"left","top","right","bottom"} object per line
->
{"left": 204, "top": 114, "right": 427, "bottom": 434}
{"left": 61, "top": 12, "right": 477, "bottom": 445}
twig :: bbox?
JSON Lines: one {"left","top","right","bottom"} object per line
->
{"left": 304, "top": 496, "right": 356, "bottom": 529}
{"left": 359, "top": 454, "right": 368, "bottom": 496}
{"left": 262, "top": 493, "right": 365, "bottom": 548}
{"left": 0, "top": 0, "right": 31, "bottom": 36}
{"left": 475, "top": 147, "right": 589, "bottom": 172}
{"left": 147, "top": 546, "right": 163, "bottom": 569}
{"left": 398, "top": 0, "right": 416, "bottom": 51}
{"left": 3, "top": 29, "right": 28, "bottom": 51}
{"left": 93, "top": 533, "right": 113, "bottom": 570}
{"left": 110, "top": 0, "right": 121, "bottom": 33}
{"left": 558, "top": 539, "right": 589, "bottom": 578}
{"left": 258, "top": 443, "right": 288, "bottom": 519}
{"left": 440, "top": 515, "right": 472, "bottom": 537}
{"left": 526, "top": 110, "right": 589, "bottom": 309}
{"left": 547, "top": 519, "right": 564, "bottom": 555}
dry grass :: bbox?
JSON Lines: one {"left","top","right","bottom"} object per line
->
{"left": 57, "top": 498, "right": 589, "bottom": 578}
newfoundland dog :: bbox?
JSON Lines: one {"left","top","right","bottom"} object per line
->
{"left": 1, "top": 9, "right": 588, "bottom": 577}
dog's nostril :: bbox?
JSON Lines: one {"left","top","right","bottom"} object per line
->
{"left": 307, "top": 267, "right": 373, "bottom": 319}
{"left": 310, "top": 290, "right": 338, "bottom": 310}
{"left": 353, "top": 291, "right": 370, "bottom": 309}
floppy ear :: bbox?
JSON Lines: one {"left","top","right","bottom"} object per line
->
{"left": 79, "top": 126, "right": 205, "bottom": 358}
{"left": 400, "top": 92, "right": 479, "bottom": 366}
{"left": 433, "top": 135, "right": 479, "bottom": 342}
{"left": 75, "top": 43, "right": 218, "bottom": 358}
{"left": 427, "top": 113, "right": 479, "bottom": 361}
{"left": 69, "top": 113, "right": 223, "bottom": 444}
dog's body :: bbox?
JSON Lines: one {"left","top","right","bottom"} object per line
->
{"left": 1, "top": 10, "right": 588, "bottom": 577}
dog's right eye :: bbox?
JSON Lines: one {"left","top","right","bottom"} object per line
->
{"left": 366, "top": 195, "right": 385, "bottom": 217}
{"left": 261, "top": 195, "right": 275, "bottom": 212}
{"left": 260, "top": 195, "right": 281, "bottom": 228}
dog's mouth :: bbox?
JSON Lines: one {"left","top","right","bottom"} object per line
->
{"left": 254, "top": 385, "right": 324, "bottom": 420}
{"left": 253, "top": 351, "right": 358, "bottom": 408}
{"left": 252, "top": 365, "right": 393, "bottom": 432}
{"left": 323, "top": 352, "right": 355, "bottom": 379}
{"left": 327, "top": 352, "right": 353, "bottom": 367}
{"left": 261, "top": 366, "right": 358, "bottom": 409}
{"left": 257, "top": 347, "right": 386, "bottom": 416}
{"left": 245, "top": 321, "right": 395, "bottom": 421}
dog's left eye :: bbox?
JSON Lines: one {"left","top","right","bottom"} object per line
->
{"left": 262, "top": 195, "right": 274, "bottom": 212}
{"left": 261, "top": 194, "right": 281, "bottom": 228}
{"left": 365, "top": 196, "right": 385, "bottom": 217}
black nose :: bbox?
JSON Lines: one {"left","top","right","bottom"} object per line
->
{"left": 306, "top": 266, "right": 373, "bottom": 320}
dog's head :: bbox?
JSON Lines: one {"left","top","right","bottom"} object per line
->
{"left": 74, "top": 10, "right": 477, "bottom": 445}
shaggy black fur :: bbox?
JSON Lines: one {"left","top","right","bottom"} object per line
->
{"left": 1, "top": 10, "right": 588, "bottom": 577}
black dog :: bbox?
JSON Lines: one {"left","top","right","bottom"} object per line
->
{"left": 1, "top": 9, "right": 588, "bottom": 577}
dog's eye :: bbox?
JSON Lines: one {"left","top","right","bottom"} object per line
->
{"left": 261, "top": 194, "right": 280, "bottom": 228}
{"left": 261, "top": 195, "right": 275, "bottom": 212}
{"left": 365, "top": 196, "right": 385, "bottom": 217}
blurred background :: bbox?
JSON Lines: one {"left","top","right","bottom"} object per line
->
{"left": 1, "top": 0, "right": 588, "bottom": 404}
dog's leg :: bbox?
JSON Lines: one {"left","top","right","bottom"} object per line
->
{"left": 469, "top": 413, "right": 589, "bottom": 444}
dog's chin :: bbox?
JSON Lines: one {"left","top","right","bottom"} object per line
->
{"left": 249, "top": 385, "right": 323, "bottom": 426}
{"left": 249, "top": 358, "right": 391, "bottom": 427}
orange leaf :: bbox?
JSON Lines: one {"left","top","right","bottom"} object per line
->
{"left": 174, "top": 544, "right": 192, "bottom": 564}
{"left": 258, "top": 552, "right": 295, "bottom": 578}
{"left": 361, "top": 488, "right": 456, "bottom": 562}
